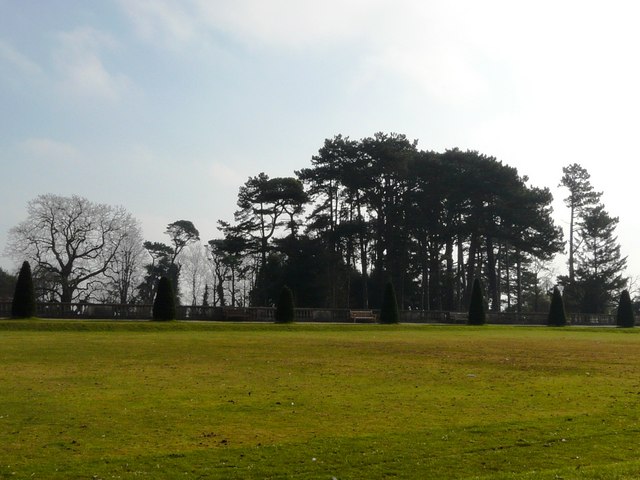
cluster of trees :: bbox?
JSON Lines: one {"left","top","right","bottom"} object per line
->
{"left": 136, "top": 220, "right": 201, "bottom": 304}
{"left": 0, "top": 267, "right": 16, "bottom": 301}
{"left": 3, "top": 133, "right": 631, "bottom": 314}
{"left": 7, "top": 258, "right": 180, "bottom": 321}
{"left": 217, "top": 133, "right": 565, "bottom": 312}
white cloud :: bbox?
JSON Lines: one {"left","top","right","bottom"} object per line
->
{"left": 119, "top": 0, "right": 383, "bottom": 50}
{"left": 0, "top": 39, "right": 42, "bottom": 76}
{"left": 53, "top": 27, "right": 131, "bottom": 101}
{"left": 193, "top": 0, "right": 384, "bottom": 49}
{"left": 116, "top": 1, "right": 512, "bottom": 108}
{"left": 19, "top": 138, "right": 82, "bottom": 164}
{"left": 360, "top": 45, "right": 490, "bottom": 108}
{"left": 117, "top": 0, "right": 200, "bottom": 46}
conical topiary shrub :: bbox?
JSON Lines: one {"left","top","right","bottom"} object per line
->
{"left": 153, "top": 276, "right": 176, "bottom": 321}
{"left": 467, "top": 278, "right": 486, "bottom": 325}
{"left": 275, "top": 285, "right": 294, "bottom": 323}
{"left": 547, "top": 286, "right": 567, "bottom": 326}
{"left": 11, "top": 261, "right": 35, "bottom": 319}
{"left": 616, "top": 289, "right": 635, "bottom": 328}
{"left": 379, "top": 281, "right": 399, "bottom": 324}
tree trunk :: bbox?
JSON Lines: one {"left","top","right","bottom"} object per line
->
{"left": 505, "top": 246, "right": 511, "bottom": 310}
{"left": 60, "top": 281, "right": 74, "bottom": 303}
{"left": 465, "top": 232, "right": 480, "bottom": 305}
{"left": 428, "top": 240, "right": 442, "bottom": 310}
{"left": 533, "top": 271, "right": 540, "bottom": 312}
{"left": 456, "top": 234, "right": 465, "bottom": 310}
{"left": 231, "top": 268, "right": 237, "bottom": 307}
{"left": 419, "top": 237, "right": 428, "bottom": 310}
{"left": 444, "top": 238, "right": 455, "bottom": 311}
{"left": 485, "top": 236, "right": 499, "bottom": 312}
{"left": 355, "top": 194, "right": 369, "bottom": 308}
{"left": 516, "top": 250, "right": 522, "bottom": 314}
{"left": 569, "top": 203, "right": 575, "bottom": 284}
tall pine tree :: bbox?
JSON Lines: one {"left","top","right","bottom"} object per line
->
{"left": 574, "top": 204, "right": 627, "bottom": 313}
{"left": 559, "top": 164, "right": 602, "bottom": 285}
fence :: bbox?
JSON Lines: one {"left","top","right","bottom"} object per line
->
{"left": 0, "top": 302, "right": 620, "bottom": 326}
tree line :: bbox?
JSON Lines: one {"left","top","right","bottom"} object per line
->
{"left": 3, "top": 132, "right": 629, "bottom": 314}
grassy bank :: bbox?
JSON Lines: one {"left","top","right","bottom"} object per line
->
{"left": 1, "top": 322, "right": 640, "bottom": 478}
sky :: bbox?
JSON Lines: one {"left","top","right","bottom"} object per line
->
{"left": 2, "top": 1, "right": 640, "bottom": 281}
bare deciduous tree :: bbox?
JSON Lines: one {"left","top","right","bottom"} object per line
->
{"left": 6, "top": 194, "right": 141, "bottom": 302}
{"left": 103, "top": 218, "right": 145, "bottom": 304}
{"left": 179, "top": 242, "right": 210, "bottom": 306}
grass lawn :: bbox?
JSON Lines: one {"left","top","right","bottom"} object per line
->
{"left": 1, "top": 321, "right": 640, "bottom": 479}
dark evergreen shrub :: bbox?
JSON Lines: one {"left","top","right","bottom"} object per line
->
{"left": 275, "top": 285, "right": 294, "bottom": 323}
{"left": 379, "top": 281, "right": 399, "bottom": 324}
{"left": 153, "top": 276, "right": 176, "bottom": 321}
{"left": 467, "top": 278, "right": 486, "bottom": 325}
{"left": 547, "top": 287, "right": 567, "bottom": 326}
{"left": 616, "top": 289, "right": 635, "bottom": 328}
{"left": 202, "top": 284, "right": 210, "bottom": 307}
{"left": 11, "top": 261, "right": 35, "bottom": 319}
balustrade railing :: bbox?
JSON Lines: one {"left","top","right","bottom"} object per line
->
{"left": 0, "top": 302, "right": 619, "bottom": 325}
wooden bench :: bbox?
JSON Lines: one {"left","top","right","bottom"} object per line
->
{"left": 349, "top": 310, "right": 377, "bottom": 323}
{"left": 222, "top": 307, "right": 249, "bottom": 321}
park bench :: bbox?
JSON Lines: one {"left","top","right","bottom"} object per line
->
{"left": 349, "top": 310, "right": 377, "bottom": 323}
{"left": 222, "top": 307, "right": 249, "bottom": 321}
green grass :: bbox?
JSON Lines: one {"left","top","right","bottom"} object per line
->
{"left": 2, "top": 321, "right": 640, "bottom": 479}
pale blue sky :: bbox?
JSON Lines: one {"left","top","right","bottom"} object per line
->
{"left": 2, "top": 1, "right": 640, "bottom": 281}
